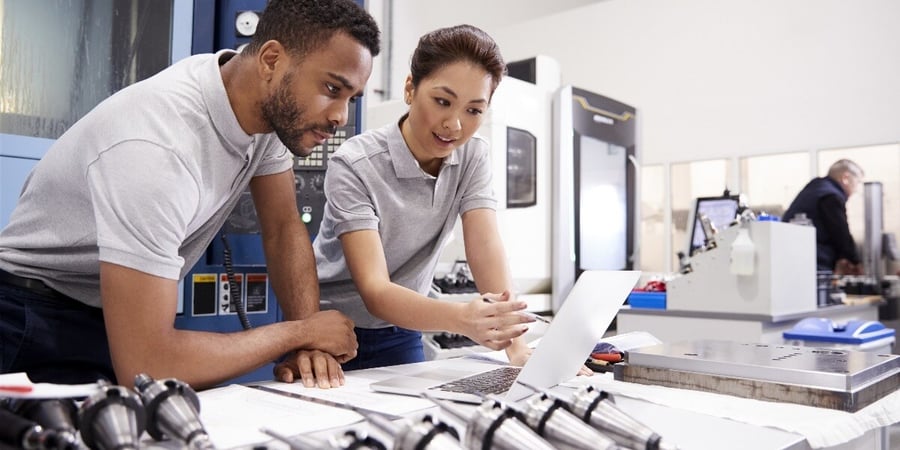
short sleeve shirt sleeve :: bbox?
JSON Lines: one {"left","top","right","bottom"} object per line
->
{"left": 254, "top": 137, "right": 293, "bottom": 177}
{"left": 323, "top": 155, "right": 380, "bottom": 237}
{"left": 459, "top": 139, "right": 497, "bottom": 214}
{"left": 87, "top": 141, "right": 199, "bottom": 279}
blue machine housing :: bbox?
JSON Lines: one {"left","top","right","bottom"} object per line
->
{"left": 784, "top": 318, "right": 896, "bottom": 346}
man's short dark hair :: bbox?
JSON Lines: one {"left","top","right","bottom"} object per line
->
{"left": 244, "top": 0, "right": 380, "bottom": 58}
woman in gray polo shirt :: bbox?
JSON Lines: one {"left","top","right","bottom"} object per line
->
{"left": 313, "top": 25, "right": 535, "bottom": 371}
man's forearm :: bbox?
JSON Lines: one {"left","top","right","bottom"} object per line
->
{"left": 251, "top": 171, "right": 321, "bottom": 321}
{"left": 264, "top": 226, "right": 320, "bottom": 320}
{"left": 115, "top": 322, "right": 306, "bottom": 390}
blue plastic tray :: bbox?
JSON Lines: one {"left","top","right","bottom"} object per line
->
{"left": 627, "top": 291, "right": 666, "bottom": 309}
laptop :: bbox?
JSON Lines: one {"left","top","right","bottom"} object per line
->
{"left": 369, "top": 270, "right": 641, "bottom": 403}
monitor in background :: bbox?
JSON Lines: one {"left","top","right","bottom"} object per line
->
{"left": 687, "top": 195, "right": 741, "bottom": 256}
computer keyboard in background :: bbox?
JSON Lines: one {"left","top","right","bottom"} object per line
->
{"left": 432, "top": 260, "right": 478, "bottom": 297}
{"left": 432, "top": 279, "right": 478, "bottom": 294}
{"left": 431, "top": 273, "right": 478, "bottom": 297}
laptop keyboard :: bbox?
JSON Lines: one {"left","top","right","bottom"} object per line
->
{"left": 432, "top": 366, "right": 522, "bottom": 396}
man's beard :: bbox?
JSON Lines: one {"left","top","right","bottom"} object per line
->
{"left": 261, "top": 72, "right": 335, "bottom": 157}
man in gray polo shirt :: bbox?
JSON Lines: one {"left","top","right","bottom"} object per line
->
{"left": 0, "top": 0, "right": 379, "bottom": 390}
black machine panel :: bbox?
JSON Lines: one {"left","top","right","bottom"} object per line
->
{"left": 292, "top": 113, "right": 356, "bottom": 237}
{"left": 551, "top": 86, "right": 637, "bottom": 312}
{"left": 570, "top": 87, "right": 637, "bottom": 272}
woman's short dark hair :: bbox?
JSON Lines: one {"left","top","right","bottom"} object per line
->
{"left": 244, "top": 0, "right": 380, "bottom": 59}
{"left": 409, "top": 24, "right": 506, "bottom": 96}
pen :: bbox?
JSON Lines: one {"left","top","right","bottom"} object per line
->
{"left": 0, "top": 385, "right": 33, "bottom": 393}
{"left": 482, "top": 298, "right": 551, "bottom": 324}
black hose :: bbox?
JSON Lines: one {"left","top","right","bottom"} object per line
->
{"left": 220, "top": 234, "right": 252, "bottom": 330}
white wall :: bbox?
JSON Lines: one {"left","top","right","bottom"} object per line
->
{"left": 378, "top": 0, "right": 900, "bottom": 165}
{"left": 376, "top": 0, "right": 600, "bottom": 102}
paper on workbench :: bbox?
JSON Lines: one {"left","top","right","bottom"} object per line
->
{"left": 0, "top": 372, "right": 99, "bottom": 398}
{"left": 258, "top": 373, "right": 433, "bottom": 416}
{"left": 563, "top": 374, "right": 900, "bottom": 448}
{"left": 198, "top": 384, "right": 362, "bottom": 449}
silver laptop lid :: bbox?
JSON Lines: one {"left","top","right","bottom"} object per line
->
{"left": 505, "top": 270, "right": 641, "bottom": 401}
{"left": 368, "top": 270, "right": 641, "bottom": 403}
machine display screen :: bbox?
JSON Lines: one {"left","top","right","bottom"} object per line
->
{"left": 689, "top": 196, "right": 740, "bottom": 255}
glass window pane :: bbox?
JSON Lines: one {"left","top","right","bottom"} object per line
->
{"left": 0, "top": 0, "right": 173, "bottom": 139}
{"left": 578, "top": 138, "right": 627, "bottom": 270}
{"left": 640, "top": 164, "right": 666, "bottom": 272}
{"left": 670, "top": 159, "right": 731, "bottom": 268}
{"left": 740, "top": 152, "right": 811, "bottom": 218}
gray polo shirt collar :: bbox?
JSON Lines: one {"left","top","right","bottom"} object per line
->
{"left": 387, "top": 116, "right": 460, "bottom": 179}
{"left": 201, "top": 50, "right": 254, "bottom": 157}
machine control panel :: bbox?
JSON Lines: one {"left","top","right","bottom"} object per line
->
{"left": 294, "top": 121, "right": 354, "bottom": 238}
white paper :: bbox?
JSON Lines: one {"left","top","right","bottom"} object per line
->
{"left": 258, "top": 374, "right": 433, "bottom": 417}
{"left": 0, "top": 372, "right": 99, "bottom": 398}
{"left": 599, "top": 331, "right": 662, "bottom": 351}
{"left": 198, "top": 384, "right": 363, "bottom": 449}
{"left": 563, "top": 374, "right": 900, "bottom": 448}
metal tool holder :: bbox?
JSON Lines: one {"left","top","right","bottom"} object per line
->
{"left": 568, "top": 385, "right": 679, "bottom": 450}
{"left": 262, "top": 427, "right": 388, "bottom": 450}
{"left": 7, "top": 398, "right": 82, "bottom": 450}
{"left": 512, "top": 391, "right": 618, "bottom": 450}
{"left": 366, "top": 413, "right": 464, "bottom": 450}
{"left": 0, "top": 404, "right": 79, "bottom": 450}
{"left": 134, "top": 373, "right": 214, "bottom": 449}
{"left": 77, "top": 383, "right": 145, "bottom": 450}
{"left": 424, "top": 395, "right": 555, "bottom": 450}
